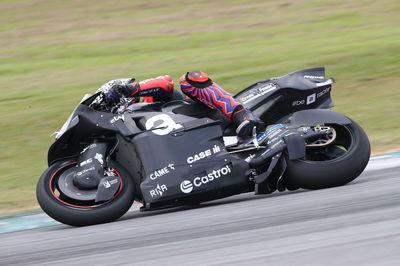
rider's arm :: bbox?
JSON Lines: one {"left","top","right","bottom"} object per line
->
{"left": 106, "top": 75, "right": 174, "bottom": 104}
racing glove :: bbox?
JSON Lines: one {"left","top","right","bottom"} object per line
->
{"left": 104, "top": 83, "right": 139, "bottom": 106}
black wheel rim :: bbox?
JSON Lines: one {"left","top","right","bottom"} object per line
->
{"left": 302, "top": 124, "right": 353, "bottom": 162}
{"left": 49, "top": 162, "right": 123, "bottom": 209}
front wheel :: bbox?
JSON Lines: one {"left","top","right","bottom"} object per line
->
{"left": 36, "top": 160, "right": 135, "bottom": 226}
{"left": 284, "top": 119, "right": 370, "bottom": 189}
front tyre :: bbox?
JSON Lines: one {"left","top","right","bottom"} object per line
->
{"left": 36, "top": 160, "right": 135, "bottom": 226}
{"left": 284, "top": 119, "right": 370, "bottom": 189}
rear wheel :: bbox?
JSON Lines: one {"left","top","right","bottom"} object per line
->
{"left": 283, "top": 120, "right": 370, "bottom": 189}
{"left": 36, "top": 160, "right": 135, "bottom": 226}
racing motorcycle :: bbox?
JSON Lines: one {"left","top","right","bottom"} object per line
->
{"left": 36, "top": 67, "right": 370, "bottom": 226}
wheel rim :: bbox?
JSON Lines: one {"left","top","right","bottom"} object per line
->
{"left": 49, "top": 162, "right": 123, "bottom": 209}
{"left": 302, "top": 124, "right": 353, "bottom": 162}
{"left": 306, "top": 126, "right": 337, "bottom": 147}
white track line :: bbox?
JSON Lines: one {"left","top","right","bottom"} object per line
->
{"left": 365, "top": 154, "right": 400, "bottom": 171}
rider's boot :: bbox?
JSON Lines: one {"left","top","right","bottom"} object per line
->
{"left": 231, "top": 105, "right": 265, "bottom": 138}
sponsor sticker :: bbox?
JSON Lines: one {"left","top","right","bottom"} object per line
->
{"left": 180, "top": 164, "right": 232, "bottom": 194}
{"left": 110, "top": 115, "right": 124, "bottom": 124}
{"left": 79, "top": 153, "right": 103, "bottom": 167}
{"left": 241, "top": 83, "right": 277, "bottom": 104}
{"left": 180, "top": 180, "right": 193, "bottom": 194}
{"left": 79, "top": 158, "right": 93, "bottom": 167}
{"left": 292, "top": 100, "right": 305, "bottom": 106}
{"left": 94, "top": 153, "right": 104, "bottom": 165}
{"left": 306, "top": 93, "right": 316, "bottom": 105}
{"left": 266, "top": 137, "right": 280, "bottom": 145}
{"left": 80, "top": 143, "right": 97, "bottom": 154}
{"left": 76, "top": 166, "right": 95, "bottom": 176}
{"left": 145, "top": 114, "right": 183, "bottom": 136}
{"left": 291, "top": 87, "right": 331, "bottom": 107}
{"left": 150, "top": 163, "right": 175, "bottom": 180}
{"left": 149, "top": 184, "right": 168, "bottom": 198}
{"left": 256, "top": 124, "right": 284, "bottom": 143}
{"left": 244, "top": 154, "right": 256, "bottom": 162}
{"left": 102, "top": 178, "right": 119, "bottom": 189}
{"left": 186, "top": 145, "right": 221, "bottom": 164}
{"left": 304, "top": 75, "right": 324, "bottom": 80}
{"left": 317, "top": 87, "right": 330, "bottom": 98}
{"left": 269, "top": 139, "right": 284, "bottom": 150}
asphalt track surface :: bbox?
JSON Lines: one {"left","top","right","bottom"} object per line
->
{"left": 1, "top": 159, "right": 399, "bottom": 265}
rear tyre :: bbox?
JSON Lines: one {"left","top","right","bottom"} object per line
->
{"left": 284, "top": 119, "right": 370, "bottom": 189}
{"left": 36, "top": 160, "right": 135, "bottom": 226}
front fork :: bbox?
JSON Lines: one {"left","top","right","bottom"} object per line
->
{"left": 73, "top": 142, "right": 108, "bottom": 188}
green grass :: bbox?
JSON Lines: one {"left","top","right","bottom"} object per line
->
{"left": 0, "top": 0, "right": 399, "bottom": 213}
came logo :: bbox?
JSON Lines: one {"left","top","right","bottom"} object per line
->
{"left": 180, "top": 180, "right": 193, "bottom": 194}
{"left": 150, "top": 163, "right": 175, "bottom": 180}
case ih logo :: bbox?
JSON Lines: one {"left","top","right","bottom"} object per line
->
{"left": 186, "top": 145, "right": 221, "bottom": 164}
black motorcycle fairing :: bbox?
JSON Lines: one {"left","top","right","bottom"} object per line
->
{"left": 281, "top": 109, "right": 352, "bottom": 126}
{"left": 133, "top": 118, "right": 250, "bottom": 204}
{"left": 112, "top": 134, "right": 143, "bottom": 200}
{"left": 271, "top": 67, "right": 329, "bottom": 91}
{"left": 236, "top": 67, "right": 328, "bottom": 100}
{"left": 162, "top": 99, "right": 236, "bottom": 135}
{"left": 72, "top": 142, "right": 108, "bottom": 190}
{"left": 109, "top": 112, "right": 251, "bottom": 205}
{"left": 234, "top": 67, "right": 335, "bottom": 124}
{"left": 47, "top": 98, "right": 232, "bottom": 166}
{"left": 47, "top": 104, "right": 136, "bottom": 165}
{"left": 142, "top": 158, "right": 251, "bottom": 209}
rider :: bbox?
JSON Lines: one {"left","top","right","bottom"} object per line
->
{"left": 105, "top": 71, "right": 265, "bottom": 138}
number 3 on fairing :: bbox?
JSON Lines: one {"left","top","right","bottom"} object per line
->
{"left": 145, "top": 114, "right": 183, "bottom": 135}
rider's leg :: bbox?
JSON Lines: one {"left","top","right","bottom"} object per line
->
{"left": 180, "top": 71, "right": 265, "bottom": 137}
